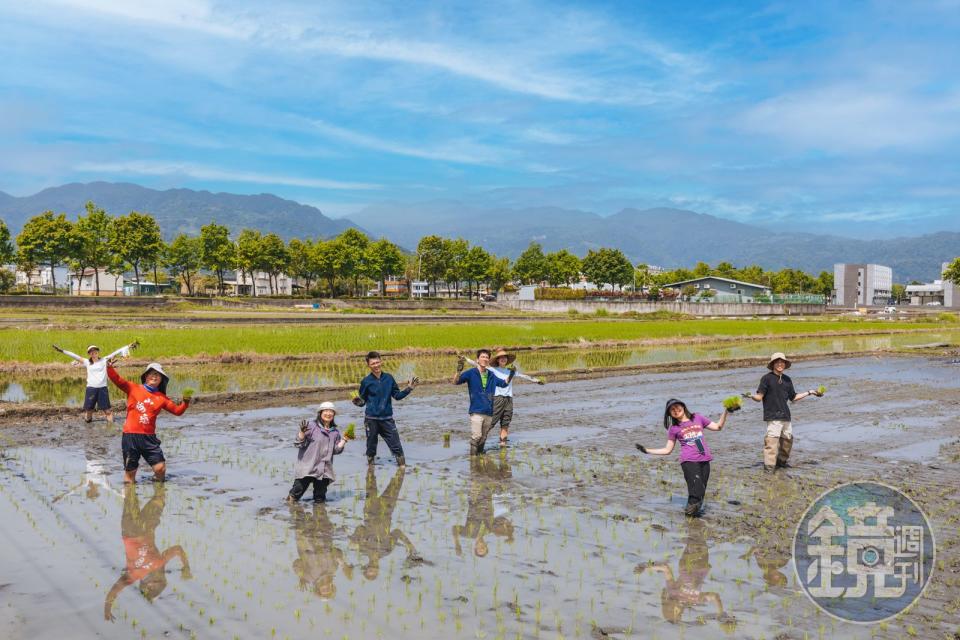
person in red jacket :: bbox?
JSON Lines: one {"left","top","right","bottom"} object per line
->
{"left": 107, "top": 362, "right": 189, "bottom": 483}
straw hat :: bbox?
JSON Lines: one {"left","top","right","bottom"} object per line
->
{"left": 767, "top": 352, "right": 791, "bottom": 370}
{"left": 140, "top": 363, "right": 170, "bottom": 394}
{"left": 86, "top": 345, "right": 100, "bottom": 354}
{"left": 492, "top": 348, "right": 516, "bottom": 365}
{"left": 318, "top": 401, "right": 337, "bottom": 415}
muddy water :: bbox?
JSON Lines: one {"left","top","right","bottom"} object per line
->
{"left": 3, "top": 330, "right": 958, "bottom": 405}
{"left": 1, "top": 356, "right": 959, "bottom": 639}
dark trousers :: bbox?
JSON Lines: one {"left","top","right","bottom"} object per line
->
{"left": 680, "top": 461, "right": 711, "bottom": 506}
{"left": 289, "top": 477, "right": 332, "bottom": 502}
{"left": 364, "top": 417, "right": 404, "bottom": 458}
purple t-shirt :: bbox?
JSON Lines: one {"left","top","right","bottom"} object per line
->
{"left": 667, "top": 413, "right": 713, "bottom": 463}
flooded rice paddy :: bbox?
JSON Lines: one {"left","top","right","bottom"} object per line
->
{"left": 3, "top": 330, "right": 959, "bottom": 406}
{"left": 1, "top": 355, "right": 959, "bottom": 639}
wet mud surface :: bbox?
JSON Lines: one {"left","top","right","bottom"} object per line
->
{"left": 1, "top": 355, "right": 959, "bottom": 639}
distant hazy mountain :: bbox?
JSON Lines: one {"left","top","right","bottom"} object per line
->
{"left": 348, "top": 201, "right": 960, "bottom": 282}
{"left": 0, "top": 182, "right": 356, "bottom": 239}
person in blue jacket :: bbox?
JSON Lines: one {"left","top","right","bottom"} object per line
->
{"left": 353, "top": 351, "right": 419, "bottom": 467}
{"left": 453, "top": 349, "right": 515, "bottom": 455}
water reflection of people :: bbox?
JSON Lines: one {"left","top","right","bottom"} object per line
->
{"left": 739, "top": 542, "right": 791, "bottom": 588}
{"left": 637, "top": 519, "right": 736, "bottom": 633}
{"left": 104, "top": 484, "right": 191, "bottom": 621}
{"left": 349, "top": 467, "right": 419, "bottom": 580}
{"left": 290, "top": 503, "right": 353, "bottom": 599}
{"left": 453, "top": 453, "right": 514, "bottom": 558}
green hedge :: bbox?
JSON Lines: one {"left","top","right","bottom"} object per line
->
{"left": 536, "top": 288, "right": 586, "bottom": 300}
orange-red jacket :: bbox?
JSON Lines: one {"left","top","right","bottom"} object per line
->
{"left": 107, "top": 366, "right": 188, "bottom": 435}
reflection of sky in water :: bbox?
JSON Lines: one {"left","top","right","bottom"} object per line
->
{"left": 6, "top": 331, "right": 957, "bottom": 404}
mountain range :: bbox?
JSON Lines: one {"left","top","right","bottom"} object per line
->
{"left": 0, "top": 182, "right": 355, "bottom": 240}
{"left": 1, "top": 182, "right": 957, "bottom": 282}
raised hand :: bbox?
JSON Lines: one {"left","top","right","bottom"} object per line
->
{"left": 456, "top": 356, "right": 465, "bottom": 372}
{"left": 407, "top": 376, "right": 420, "bottom": 388}
{"left": 300, "top": 419, "right": 309, "bottom": 432}
{"left": 635, "top": 443, "right": 647, "bottom": 454}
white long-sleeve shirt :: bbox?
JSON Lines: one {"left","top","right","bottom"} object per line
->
{"left": 463, "top": 357, "right": 539, "bottom": 397}
{"left": 62, "top": 345, "right": 131, "bottom": 388}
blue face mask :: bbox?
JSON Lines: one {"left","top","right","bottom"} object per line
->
{"left": 144, "top": 384, "right": 158, "bottom": 392}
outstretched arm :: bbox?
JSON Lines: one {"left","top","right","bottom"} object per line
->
{"left": 54, "top": 345, "right": 87, "bottom": 364}
{"left": 103, "top": 575, "right": 132, "bottom": 621}
{"left": 106, "top": 366, "right": 132, "bottom": 393}
{"left": 638, "top": 438, "right": 676, "bottom": 456}
{"left": 703, "top": 410, "right": 729, "bottom": 431}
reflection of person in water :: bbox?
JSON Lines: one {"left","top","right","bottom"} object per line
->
{"left": 349, "top": 467, "right": 418, "bottom": 580}
{"left": 103, "top": 484, "right": 191, "bottom": 621}
{"left": 452, "top": 454, "right": 514, "bottom": 558}
{"left": 290, "top": 503, "right": 353, "bottom": 599}
{"left": 637, "top": 519, "right": 736, "bottom": 633}
{"left": 739, "top": 542, "right": 791, "bottom": 588}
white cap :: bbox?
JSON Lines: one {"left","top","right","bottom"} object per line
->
{"left": 318, "top": 401, "right": 337, "bottom": 414}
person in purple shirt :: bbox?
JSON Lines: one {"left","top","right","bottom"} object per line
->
{"left": 636, "top": 399, "right": 731, "bottom": 516}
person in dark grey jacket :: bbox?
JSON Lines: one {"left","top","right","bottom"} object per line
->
{"left": 288, "top": 401, "right": 347, "bottom": 503}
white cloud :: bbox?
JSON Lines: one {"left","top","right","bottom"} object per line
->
{"left": 305, "top": 119, "right": 505, "bottom": 165}
{"left": 738, "top": 86, "right": 960, "bottom": 152}
{"left": 74, "top": 160, "right": 380, "bottom": 190}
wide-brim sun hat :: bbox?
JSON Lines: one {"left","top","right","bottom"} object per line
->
{"left": 86, "top": 345, "right": 100, "bottom": 354}
{"left": 318, "top": 401, "right": 337, "bottom": 415}
{"left": 767, "top": 352, "right": 792, "bottom": 370}
{"left": 141, "top": 363, "right": 170, "bottom": 393}
{"left": 492, "top": 348, "right": 516, "bottom": 365}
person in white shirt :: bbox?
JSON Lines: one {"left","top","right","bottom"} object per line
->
{"left": 53, "top": 341, "right": 138, "bottom": 424}
{"left": 463, "top": 348, "right": 544, "bottom": 446}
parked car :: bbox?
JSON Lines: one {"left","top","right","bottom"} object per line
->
{"left": 481, "top": 294, "right": 497, "bottom": 302}
{"left": 925, "top": 301, "right": 943, "bottom": 306}
{"left": 883, "top": 306, "right": 898, "bottom": 313}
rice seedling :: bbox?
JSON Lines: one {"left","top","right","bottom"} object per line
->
{"left": 722, "top": 395, "right": 743, "bottom": 412}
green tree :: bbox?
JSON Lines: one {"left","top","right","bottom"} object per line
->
{"left": 0, "top": 268, "right": 13, "bottom": 294}
{"left": 581, "top": 248, "right": 633, "bottom": 290}
{"left": 288, "top": 238, "right": 322, "bottom": 295}
{"left": 713, "top": 261, "right": 736, "bottom": 278}
{"left": 486, "top": 255, "right": 512, "bottom": 293}
{"left": 943, "top": 257, "right": 960, "bottom": 287}
{"left": 546, "top": 249, "right": 581, "bottom": 287}
{"left": 108, "top": 211, "right": 163, "bottom": 296}
{"left": 336, "top": 228, "right": 370, "bottom": 296}
{"left": 693, "top": 261, "right": 711, "bottom": 278}
{"left": 199, "top": 222, "right": 234, "bottom": 296}
{"left": 73, "top": 202, "right": 114, "bottom": 295}
{"left": 736, "top": 264, "right": 769, "bottom": 287}
{"left": 16, "top": 211, "right": 73, "bottom": 294}
{"left": 164, "top": 234, "right": 202, "bottom": 296}
{"left": 235, "top": 229, "right": 264, "bottom": 296}
{"left": 314, "top": 238, "right": 345, "bottom": 297}
{"left": 463, "top": 245, "right": 493, "bottom": 299}
{"left": 0, "top": 218, "right": 14, "bottom": 265}
{"left": 365, "top": 238, "right": 405, "bottom": 297}
{"left": 813, "top": 271, "right": 834, "bottom": 298}
{"left": 417, "top": 235, "right": 450, "bottom": 297}
{"left": 443, "top": 238, "right": 469, "bottom": 298}
{"left": 681, "top": 284, "right": 697, "bottom": 299}
{"left": 512, "top": 242, "right": 548, "bottom": 285}
{"left": 634, "top": 263, "right": 650, "bottom": 293}
{"left": 891, "top": 283, "right": 907, "bottom": 304}
{"left": 259, "top": 233, "right": 289, "bottom": 295}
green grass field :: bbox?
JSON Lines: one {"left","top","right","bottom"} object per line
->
{"left": 1, "top": 318, "right": 945, "bottom": 364}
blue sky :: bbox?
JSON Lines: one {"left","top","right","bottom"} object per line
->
{"left": 2, "top": 0, "right": 959, "bottom": 236}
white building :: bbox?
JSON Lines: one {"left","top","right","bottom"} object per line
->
{"left": 70, "top": 268, "right": 124, "bottom": 296}
{"left": 226, "top": 271, "right": 294, "bottom": 296}
{"left": 905, "top": 262, "right": 959, "bottom": 308}
{"left": 10, "top": 265, "right": 70, "bottom": 293}
{"left": 833, "top": 263, "right": 892, "bottom": 306}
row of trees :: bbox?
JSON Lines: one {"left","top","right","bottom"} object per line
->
{"left": 8, "top": 205, "right": 940, "bottom": 299}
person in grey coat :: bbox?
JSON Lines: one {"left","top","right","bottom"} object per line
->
{"left": 288, "top": 401, "right": 347, "bottom": 503}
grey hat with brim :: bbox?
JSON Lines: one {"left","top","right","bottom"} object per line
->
{"left": 141, "top": 363, "right": 170, "bottom": 394}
